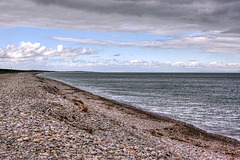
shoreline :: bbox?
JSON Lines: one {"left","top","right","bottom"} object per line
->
{"left": 38, "top": 73, "right": 239, "bottom": 143}
{"left": 1, "top": 73, "right": 239, "bottom": 159}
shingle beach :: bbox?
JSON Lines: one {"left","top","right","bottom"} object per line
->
{"left": 0, "top": 73, "right": 239, "bottom": 159}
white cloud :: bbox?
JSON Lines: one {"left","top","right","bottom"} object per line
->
{"left": 35, "top": 57, "right": 43, "bottom": 61}
{"left": 0, "top": 41, "right": 97, "bottom": 62}
{"left": 66, "top": 58, "right": 240, "bottom": 72}
{"left": 2, "top": 51, "right": 240, "bottom": 72}
{"left": 53, "top": 31, "right": 240, "bottom": 53}
{"left": 130, "top": 59, "right": 143, "bottom": 63}
{"left": 130, "top": 59, "right": 149, "bottom": 65}
{"left": 57, "top": 44, "right": 63, "bottom": 52}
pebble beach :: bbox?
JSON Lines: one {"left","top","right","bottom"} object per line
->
{"left": 0, "top": 73, "right": 239, "bottom": 159}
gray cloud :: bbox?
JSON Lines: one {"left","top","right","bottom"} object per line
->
{"left": 0, "top": 0, "right": 240, "bottom": 61}
{"left": 31, "top": 0, "right": 193, "bottom": 18}
{"left": 0, "top": 0, "right": 239, "bottom": 34}
{"left": 113, "top": 54, "right": 120, "bottom": 56}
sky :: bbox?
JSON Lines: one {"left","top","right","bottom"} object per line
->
{"left": 0, "top": 0, "right": 240, "bottom": 72}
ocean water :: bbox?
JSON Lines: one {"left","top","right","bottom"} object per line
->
{"left": 40, "top": 72, "right": 240, "bottom": 140}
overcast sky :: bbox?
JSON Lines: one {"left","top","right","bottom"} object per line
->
{"left": 0, "top": 0, "right": 240, "bottom": 72}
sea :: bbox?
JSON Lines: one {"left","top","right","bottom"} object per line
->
{"left": 40, "top": 72, "right": 240, "bottom": 140}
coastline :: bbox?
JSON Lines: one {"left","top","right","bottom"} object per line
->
{"left": 39, "top": 72, "right": 240, "bottom": 142}
{"left": 0, "top": 72, "right": 239, "bottom": 159}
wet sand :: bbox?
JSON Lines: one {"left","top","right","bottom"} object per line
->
{"left": 0, "top": 73, "right": 239, "bottom": 159}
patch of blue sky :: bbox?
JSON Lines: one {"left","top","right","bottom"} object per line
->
{"left": 94, "top": 46, "right": 201, "bottom": 61}
{"left": 0, "top": 26, "right": 173, "bottom": 48}
{"left": 2, "top": 26, "right": 236, "bottom": 65}
{"left": 0, "top": 27, "right": 80, "bottom": 48}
